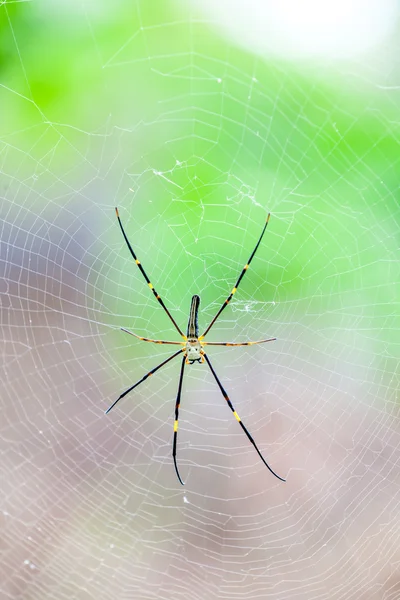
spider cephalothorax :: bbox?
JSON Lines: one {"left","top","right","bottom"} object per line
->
{"left": 106, "top": 208, "right": 285, "bottom": 485}
{"left": 185, "top": 339, "right": 204, "bottom": 364}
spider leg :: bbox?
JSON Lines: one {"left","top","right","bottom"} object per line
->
{"left": 115, "top": 208, "right": 185, "bottom": 339}
{"left": 200, "top": 214, "right": 271, "bottom": 339}
{"left": 203, "top": 353, "right": 285, "bottom": 482}
{"left": 105, "top": 348, "right": 183, "bottom": 414}
{"left": 172, "top": 355, "right": 186, "bottom": 485}
{"left": 121, "top": 328, "right": 184, "bottom": 345}
{"left": 203, "top": 337, "right": 276, "bottom": 347}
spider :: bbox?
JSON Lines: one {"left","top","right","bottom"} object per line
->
{"left": 106, "top": 207, "right": 285, "bottom": 485}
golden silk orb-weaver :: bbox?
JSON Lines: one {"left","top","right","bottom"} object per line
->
{"left": 106, "top": 207, "right": 285, "bottom": 485}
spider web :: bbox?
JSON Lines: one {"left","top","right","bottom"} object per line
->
{"left": 1, "top": 2, "right": 400, "bottom": 599}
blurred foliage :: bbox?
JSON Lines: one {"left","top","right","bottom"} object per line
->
{"left": 1, "top": 0, "right": 398, "bottom": 348}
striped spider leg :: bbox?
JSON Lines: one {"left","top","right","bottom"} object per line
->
{"left": 106, "top": 208, "right": 285, "bottom": 485}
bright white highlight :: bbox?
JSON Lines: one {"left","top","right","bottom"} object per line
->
{"left": 195, "top": 0, "right": 398, "bottom": 60}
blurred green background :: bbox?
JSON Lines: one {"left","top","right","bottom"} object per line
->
{"left": 1, "top": 1, "right": 399, "bottom": 599}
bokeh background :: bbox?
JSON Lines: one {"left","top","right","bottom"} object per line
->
{"left": 1, "top": 1, "right": 400, "bottom": 599}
